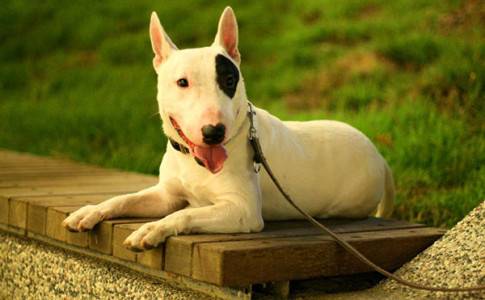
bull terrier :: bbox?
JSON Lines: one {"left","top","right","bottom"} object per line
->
{"left": 62, "top": 6, "right": 394, "bottom": 251}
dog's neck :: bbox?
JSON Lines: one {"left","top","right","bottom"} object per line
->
{"left": 228, "top": 99, "right": 252, "bottom": 145}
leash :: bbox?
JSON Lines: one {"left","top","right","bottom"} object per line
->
{"left": 246, "top": 101, "right": 485, "bottom": 293}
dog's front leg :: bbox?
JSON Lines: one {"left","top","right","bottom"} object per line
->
{"left": 62, "top": 182, "right": 186, "bottom": 232}
{"left": 123, "top": 193, "right": 263, "bottom": 251}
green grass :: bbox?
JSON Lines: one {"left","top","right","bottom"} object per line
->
{"left": 1, "top": 0, "right": 484, "bottom": 228}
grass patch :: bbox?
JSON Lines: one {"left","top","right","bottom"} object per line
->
{"left": 377, "top": 34, "right": 442, "bottom": 68}
{"left": 1, "top": 0, "right": 483, "bottom": 228}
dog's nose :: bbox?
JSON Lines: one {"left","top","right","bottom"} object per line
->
{"left": 202, "top": 123, "right": 226, "bottom": 145}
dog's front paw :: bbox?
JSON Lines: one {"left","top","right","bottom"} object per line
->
{"left": 123, "top": 221, "right": 169, "bottom": 252}
{"left": 61, "top": 205, "right": 106, "bottom": 232}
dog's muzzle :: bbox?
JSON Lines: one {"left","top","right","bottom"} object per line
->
{"left": 170, "top": 118, "right": 228, "bottom": 174}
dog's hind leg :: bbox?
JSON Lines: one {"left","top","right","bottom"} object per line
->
{"left": 375, "top": 162, "right": 395, "bottom": 219}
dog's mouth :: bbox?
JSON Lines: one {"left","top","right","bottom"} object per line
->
{"left": 170, "top": 118, "right": 228, "bottom": 174}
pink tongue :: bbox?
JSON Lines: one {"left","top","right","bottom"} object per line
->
{"left": 192, "top": 145, "right": 228, "bottom": 174}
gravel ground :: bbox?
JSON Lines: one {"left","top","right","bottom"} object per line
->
{"left": 316, "top": 200, "right": 485, "bottom": 300}
{"left": 374, "top": 200, "right": 485, "bottom": 299}
{"left": 0, "top": 232, "right": 212, "bottom": 300}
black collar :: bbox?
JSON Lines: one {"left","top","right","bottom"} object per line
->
{"left": 169, "top": 138, "right": 189, "bottom": 154}
{"left": 170, "top": 138, "right": 206, "bottom": 167}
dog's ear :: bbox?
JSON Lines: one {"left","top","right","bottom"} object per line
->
{"left": 213, "top": 6, "right": 240, "bottom": 64}
{"left": 150, "top": 12, "right": 178, "bottom": 72}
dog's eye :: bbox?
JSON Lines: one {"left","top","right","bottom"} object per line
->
{"left": 177, "top": 78, "right": 189, "bottom": 88}
{"left": 226, "top": 75, "right": 234, "bottom": 87}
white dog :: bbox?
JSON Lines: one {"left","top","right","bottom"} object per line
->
{"left": 62, "top": 7, "right": 394, "bottom": 251}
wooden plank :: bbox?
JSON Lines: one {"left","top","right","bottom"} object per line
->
{"left": 113, "top": 224, "right": 138, "bottom": 262}
{"left": 138, "top": 246, "right": 164, "bottom": 270}
{"left": 0, "top": 161, "right": 93, "bottom": 169}
{"left": 114, "top": 223, "right": 165, "bottom": 269}
{"left": 0, "top": 158, "right": 75, "bottom": 165}
{"left": 191, "top": 227, "right": 445, "bottom": 286}
{"left": 0, "top": 164, "right": 83, "bottom": 170}
{"left": 0, "top": 173, "right": 157, "bottom": 188}
{"left": 27, "top": 194, "right": 120, "bottom": 235}
{"left": 0, "top": 152, "right": 148, "bottom": 178}
{"left": 0, "top": 196, "right": 8, "bottom": 224}
{"left": 165, "top": 237, "right": 194, "bottom": 277}
{"left": 0, "top": 165, "right": 111, "bottom": 176}
{"left": 44, "top": 205, "right": 91, "bottom": 247}
{"left": 90, "top": 219, "right": 127, "bottom": 254}
{"left": 0, "top": 162, "right": 117, "bottom": 177}
{"left": 0, "top": 153, "right": 105, "bottom": 171}
{"left": 1, "top": 180, "right": 154, "bottom": 198}
{"left": 27, "top": 201, "right": 47, "bottom": 234}
{"left": 46, "top": 206, "right": 81, "bottom": 243}
{"left": 67, "top": 230, "right": 90, "bottom": 247}
{"left": 8, "top": 198, "right": 28, "bottom": 229}
{"left": 112, "top": 223, "right": 164, "bottom": 270}
{"left": 164, "top": 218, "right": 424, "bottom": 277}
{"left": 0, "top": 170, "right": 120, "bottom": 179}
{"left": 89, "top": 218, "right": 158, "bottom": 255}
{"left": 263, "top": 217, "right": 423, "bottom": 232}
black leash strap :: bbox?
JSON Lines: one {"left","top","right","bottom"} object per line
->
{"left": 247, "top": 101, "right": 485, "bottom": 293}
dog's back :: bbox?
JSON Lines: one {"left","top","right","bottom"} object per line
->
{"left": 254, "top": 107, "right": 393, "bottom": 220}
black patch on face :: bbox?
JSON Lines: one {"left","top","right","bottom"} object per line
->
{"left": 215, "top": 54, "right": 239, "bottom": 99}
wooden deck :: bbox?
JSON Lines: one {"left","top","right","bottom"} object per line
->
{"left": 0, "top": 149, "right": 446, "bottom": 297}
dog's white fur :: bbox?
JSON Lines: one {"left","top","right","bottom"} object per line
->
{"left": 62, "top": 7, "right": 394, "bottom": 251}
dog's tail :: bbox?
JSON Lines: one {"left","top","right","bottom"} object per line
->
{"left": 375, "top": 161, "right": 395, "bottom": 219}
